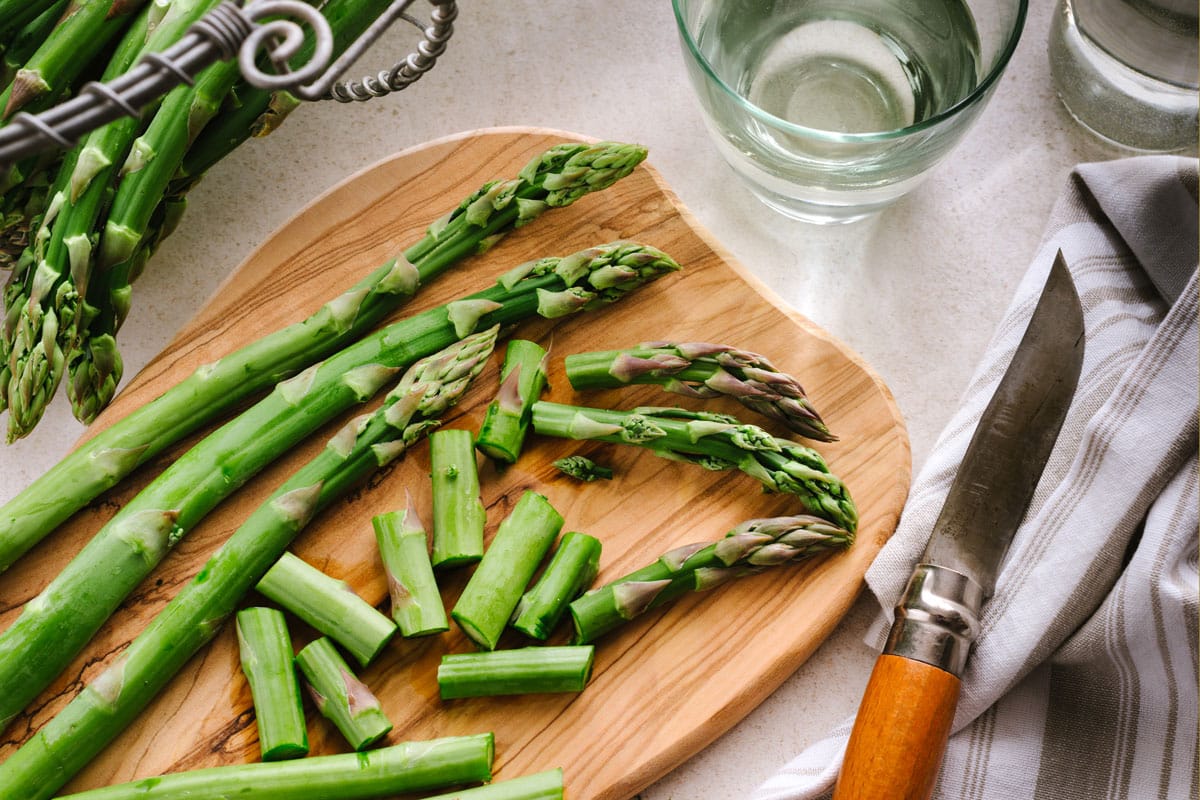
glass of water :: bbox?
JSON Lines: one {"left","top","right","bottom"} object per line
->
{"left": 673, "top": 0, "right": 1028, "bottom": 224}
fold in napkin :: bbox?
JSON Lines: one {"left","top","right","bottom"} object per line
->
{"left": 754, "top": 156, "right": 1199, "bottom": 800}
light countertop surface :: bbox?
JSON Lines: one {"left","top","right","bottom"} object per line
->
{"left": 0, "top": 1, "right": 1177, "bottom": 797}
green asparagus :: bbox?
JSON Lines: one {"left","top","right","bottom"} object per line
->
{"left": 373, "top": 503, "right": 449, "bottom": 636}
{"left": 552, "top": 454, "right": 613, "bottom": 482}
{"left": 257, "top": 552, "right": 397, "bottom": 667}
{"left": 0, "top": 142, "right": 648, "bottom": 572}
{"left": 295, "top": 637, "right": 393, "bottom": 750}
{"left": 421, "top": 770, "right": 564, "bottom": 800}
{"left": 570, "top": 515, "right": 853, "bottom": 644}
{"left": 0, "top": 0, "right": 150, "bottom": 119}
{"left": 475, "top": 338, "right": 548, "bottom": 463}
{"left": 530, "top": 404, "right": 857, "bottom": 531}
{"left": 430, "top": 428, "right": 487, "bottom": 568}
{"left": 51, "top": 734, "right": 496, "bottom": 800}
{"left": 512, "top": 531, "right": 602, "bottom": 640}
{"left": 236, "top": 607, "right": 309, "bottom": 761}
{"left": 452, "top": 491, "right": 563, "bottom": 651}
{"left": 0, "top": 241, "right": 677, "bottom": 738}
{"left": 438, "top": 646, "right": 595, "bottom": 699}
{"left": 564, "top": 341, "right": 835, "bottom": 441}
{"left": 66, "top": 57, "right": 242, "bottom": 423}
{"left": 1, "top": 0, "right": 70, "bottom": 91}
{"left": 5, "top": 0, "right": 220, "bottom": 440}
{"left": 0, "top": 329, "right": 496, "bottom": 799}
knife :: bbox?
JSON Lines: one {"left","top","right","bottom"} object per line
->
{"left": 832, "top": 251, "right": 1085, "bottom": 800}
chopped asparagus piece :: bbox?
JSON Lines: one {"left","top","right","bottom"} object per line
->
{"left": 295, "top": 637, "right": 392, "bottom": 751}
{"left": 475, "top": 338, "right": 548, "bottom": 463}
{"left": 452, "top": 491, "right": 563, "bottom": 650}
{"left": 430, "top": 428, "right": 486, "bottom": 568}
{"left": 512, "top": 531, "right": 602, "bottom": 640}
{"left": 373, "top": 504, "right": 449, "bottom": 636}
{"left": 438, "top": 646, "right": 595, "bottom": 699}
{"left": 236, "top": 607, "right": 309, "bottom": 761}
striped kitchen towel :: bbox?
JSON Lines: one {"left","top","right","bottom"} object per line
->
{"left": 754, "top": 157, "right": 1198, "bottom": 800}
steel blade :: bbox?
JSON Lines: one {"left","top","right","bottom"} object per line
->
{"left": 923, "top": 251, "right": 1085, "bottom": 596}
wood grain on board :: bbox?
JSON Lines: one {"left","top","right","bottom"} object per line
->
{"left": 0, "top": 128, "right": 911, "bottom": 799}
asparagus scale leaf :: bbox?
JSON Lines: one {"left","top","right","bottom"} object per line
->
{"left": 0, "top": 141, "right": 648, "bottom": 573}
{"left": 0, "top": 328, "right": 498, "bottom": 800}
{"left": 570, "top": 515, "right": 854, "bottom": 644}
{"left": 531, "top": 403, "right": 857, "bottom": 531}
{"left": 565, "top": 341, "right": 835, "bottom": 441}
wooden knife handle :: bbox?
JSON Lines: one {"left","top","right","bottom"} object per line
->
{"left": 832, "top": 653, "right": 960, "bottom": 800}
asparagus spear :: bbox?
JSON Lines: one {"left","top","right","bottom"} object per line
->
{"left": 475, "top": 338, "right": 549, "bottom": 463}
{"left": 570, "top": 515, "right": 853, "bottom": 644}
{"left": 553, "top": 454, "right": 613, "bottom": 482}
{"left": 373, "top": 503, "right": 449, "bottom": 636}
{"left": 0, "top": 4, "right": 151, "bottom": 420}
{"left": 236, "top": 607, "right": 309, "bottom": 761}
{"left": 512, "top": 531, "right": 602, "bottom": 640}
{"left": 296, "top": 636, "right": 393, "bottom": 750}
{"left": 0, "top": 329, "right": 496, "bottom": 799}
{"left": 1, "top": 0, "right": 70, "bottom": 91}
{"left": 65, "top": 57, "right": 242, "bottom": 423}
{"left": 430, "top": 428, "right": 487, "bottom": 568}
{"left": 0, "top": 0, "right": 150, "bottom": 120}
{"left": 257, "top": 552, "right": 398, "bottom": 667}
{"left": 530, "top": 404, "right": 858, "bottom": 531}
{"left": 0, "top": 241, "right": 677, "bottom": 737}
{"left": 452, "top": 491, "right": 563, "bottom": 651}
{"left": 50, "top": 734, "right": 496, "bottom": 800}
{"left": 564, "top": 341, "right": 835, "bottom": 441}
{"left": 422, "top": 770, "right": 564, "bottom": 800}
{"left": 438, "top": 646, "right": 595, "bottom": 699}
{"left": 0, "top": 141, "right": 648, "bottom": 572}
{"left": 0, "top": 0, "right": 62, "bottom": 47}
{"left": 4, "top": 0, "right": 220, "bottom": 440}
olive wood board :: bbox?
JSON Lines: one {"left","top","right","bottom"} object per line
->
{"left": 0, "top": 127, "right": 911, "bottom": 798}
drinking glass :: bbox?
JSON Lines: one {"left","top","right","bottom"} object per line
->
{"left": 1048, "top": 0, "right": 1198, "bottom": 152}
{"left": 672, "top": 0, "right": 1028, "bottom": 224}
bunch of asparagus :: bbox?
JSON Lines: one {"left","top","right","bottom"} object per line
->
{"left": 0, "top": 0, "right": 403, "bottom": 438}
{"left": 0, "top": 142, "right": 663, "bottom": 797}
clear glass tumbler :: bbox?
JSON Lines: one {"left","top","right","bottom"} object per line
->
{"left": 672, "top": 0, "right": 1028, "bottom": 224}
{"left": 1048, "top": 0, "right": 1198, "bottom": 152}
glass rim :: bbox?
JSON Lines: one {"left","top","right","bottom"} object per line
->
{"left": 671, "top": 0, "right": 1030, "bottom": 143}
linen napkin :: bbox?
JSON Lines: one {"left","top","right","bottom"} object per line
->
{"left": 753, "top": 156, "right": 1199, "bottom": 800}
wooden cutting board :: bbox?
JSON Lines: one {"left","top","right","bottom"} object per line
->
{"left": 0, "top": 128, "right": 910, "bottom": 798}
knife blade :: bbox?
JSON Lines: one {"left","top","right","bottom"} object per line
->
{"left": 832, "top": 251, "right": 1085, "bottom": 800}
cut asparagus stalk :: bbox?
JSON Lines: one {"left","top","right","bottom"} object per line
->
{"left": 438, "top": 646, "right": 595, "bottom": 699}
{"left": 295, "top": 637, "right": 392, "bottom": 751}
{"left": 475, "top": 338, "right": 548, "bottom": 463}
{"left": 0, "top": 241, "right": 676, "bottom": 736}
{"left": 373, "top": 504, "right": 448, "bottom": 637}
{"left": 570, "top": 515, "right": 854, "bottom": 644}
{"left": 512, "top": 531, "right": 602, "bottom": 640}
{"left": 421, "top": 770, "right": 564, "bottom": 800}
{"left": 553, "top": 454, "right": 613, "bottom": 482}
{"left": 452, "top": 491, "right": 564, "bottom": 650}
{"left": 565, "top": 342, "right": 835, "bottom": 441}
{"left": 236, "top": 607, "right": 309, "bottom": 761}
{"left": 257, "top": 552, "right": 397, "bottom": 667}
{"left": 430, "top": 428, "right": 486, "bottom": 568}
{"left": 0, "top": 330, "right": 496, "bottom": 800}
{"left": 531, "top": 403, "right": 857, "bottom": 531}
{"left": 0, "top": 143, "right": 649, "bottom": 573}
{"left": 51, "top": 734, "right": 495, "bottom": 800}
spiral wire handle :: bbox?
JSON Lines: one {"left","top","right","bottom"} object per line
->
{"left": 0, "top": 0, "right": 457, "bottom": 168}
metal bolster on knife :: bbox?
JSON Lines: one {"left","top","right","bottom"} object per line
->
{"left": 883, "top": 563, "right": 984, "bottom": 677}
